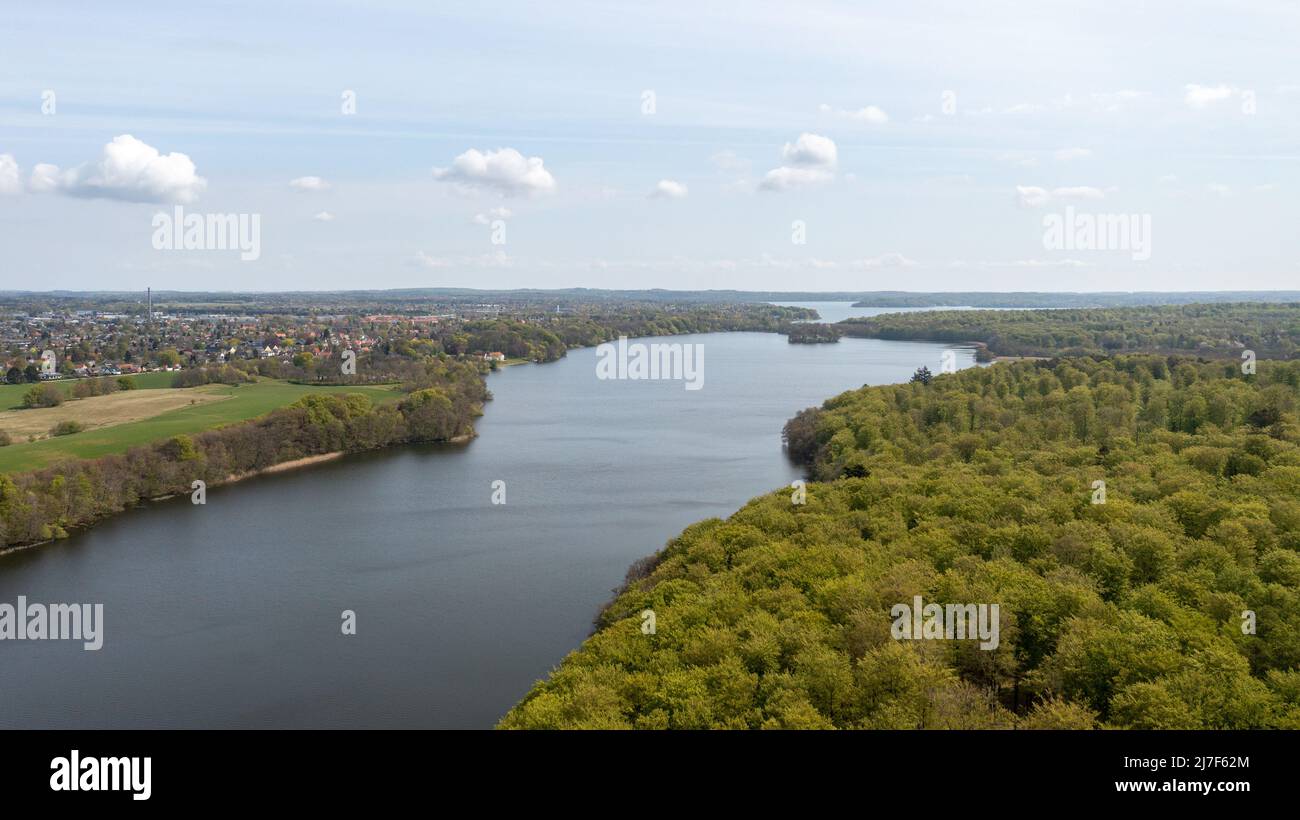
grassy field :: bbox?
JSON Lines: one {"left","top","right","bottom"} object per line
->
{"left": 0, "top": 379, "right": 405, "bottom": 473}
{"left": 0, "top": 388, "right": 230, "bottom": 437}
{"left": 0, "top": 371, "right": 176, "bottom": 409}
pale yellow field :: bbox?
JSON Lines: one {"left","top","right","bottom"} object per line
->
{"left": 0, "top": 388, "right": 229, "bottom": 439}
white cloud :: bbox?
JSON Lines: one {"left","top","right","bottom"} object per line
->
{"left": 1016, "top": 186, "right": 1052, "bottom": 208}
{"left": 760, "top": 133, "right": 837, "bottom": 192}
{"left": 473, "top": 206, "right": 513, "bottom": 224}
{"left": 29, "top": 134, "right": 206, "bottom": 203}
{"left": 0, "top": 154, "right": 20, "bottom": 195}
{"left": 1054, "top": 147, "right": 1092, "bottom": 161}
{"left": 1017, "top": 185, "right": 1106, "bottom": 207}
{"left": 28, "top": 163, "right": 62, "bottom": 193}
{"left": 1207, "top": 183, "right": 1232, "bottom": 196}
{"left": 820, "top": 103, "right": 889, "bottom": 124}
{"left": 759, "top": 166, "right": 834, "bottom": 191}
{"left": 650, "top": 179, "right": 688, "bottom": 199}
{"left": 1184, "top": 83, "right": 1236, "bottom": 108}
{"left": 290, "top": 176, "right": 330, "bottom": 192}
{"left": 432, "top": 147, "right": 555, "bottom": 196}
{"left": 313, "top": 211, "right": 335, "bottom": 222}
{"left": 780, "top": 132, "right": 838, "bottom": 167}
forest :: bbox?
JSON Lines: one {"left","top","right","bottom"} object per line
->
{"left": 849, "top": 292, "right": 1300, "bottom": 308}
{"left": 838, "top": 303, "right": 1300, "bottom": 359}
{"left": 438, "top": 304, "right": 815, "bottom": 361}
{"left": 501, "top": 354, "right": 1300, "bottom": 728}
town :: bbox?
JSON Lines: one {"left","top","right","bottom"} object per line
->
{"left": 0, "top": 290, "right": 814, "bottom": 386}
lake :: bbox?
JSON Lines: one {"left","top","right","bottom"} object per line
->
{"left": 0, "top": 325, "right": 974, "bottom": 728}
{"left": 772, "top": 301, "right": 997, "bottom": 324}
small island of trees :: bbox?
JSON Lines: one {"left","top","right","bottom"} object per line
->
{"left": 786, "top": 324, "right": 841, "bottom": 344}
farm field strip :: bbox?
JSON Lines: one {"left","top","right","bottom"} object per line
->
{"left": 0, "top": 388, "right": 230, "bottom": 437}
{"left": 0, "top": 380, "right": 406, "bottom": 473}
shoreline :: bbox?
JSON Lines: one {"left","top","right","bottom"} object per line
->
{"left": 0, "top": 450, "right": 348, "bottom": 558}
{"left": 0, "top": 323, "right": 896, "bottom": 559}
{"left": 0, "top": 431, "right": 479, "bottom": 559}
{"left": 224, "top": 451, "right": 345, "bottom": 483}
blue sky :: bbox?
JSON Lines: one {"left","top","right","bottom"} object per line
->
{"left": 2, "top": 0, "right": 1298, "bottom": 292}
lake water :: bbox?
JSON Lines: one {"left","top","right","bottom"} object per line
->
{"left": 772, "top": 301, "right": 993, "bottom": 324}
{"left": 0, "top": 325, "right": 974, "bottom": 728}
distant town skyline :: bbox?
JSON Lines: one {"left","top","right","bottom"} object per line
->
{"left": 3, "top": 1, "right": 1299, "bottom": 292}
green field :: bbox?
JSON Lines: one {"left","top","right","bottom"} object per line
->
{"left": 0, "top": 379, "right": 405, "bottom": 473}
{"left": 0, "top": 371, "right": 176, "bottom": 409}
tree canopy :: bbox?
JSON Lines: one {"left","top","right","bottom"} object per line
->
{"left": 839, "top": 303, "right": 1300, "bottom": 360}
{"left": 501, "top": 354, "right": 1300, "bottom": 729}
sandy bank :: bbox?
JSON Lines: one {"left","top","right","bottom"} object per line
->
{"left": 224, "top": 451, "right": 344, "bottom": 483}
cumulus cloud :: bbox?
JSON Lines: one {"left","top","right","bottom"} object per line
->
{"left": 1185, "top": 83, "right": 1236, "bottom": 108}
{"left": 0, "top": 154, "right": 20, "bottom": 195}
{"left": 650, "top": 179, "right": 688, "bottom": 199}
{"left": 780, "top": 132, "right": 838, "bottom": 167}
{"left": 28, "top": 134, "right": 206, "bottom": 203}
{"left": 760, "top": 133, "right": 837, "bottom": 192}
{"left": 290, "top": 176, "right": 330, "bottom": 192}
{"left": 312, "top": 211, "right": 335, "bottom": 222}
{"left": 433, "top": 148, "right": 555, "bottom": 196}
{"left": 819, "top": 103, "right": 889, "bottom": 124}
{"left": 1017, "top": 185, "right": 1106, "bottom": 207}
